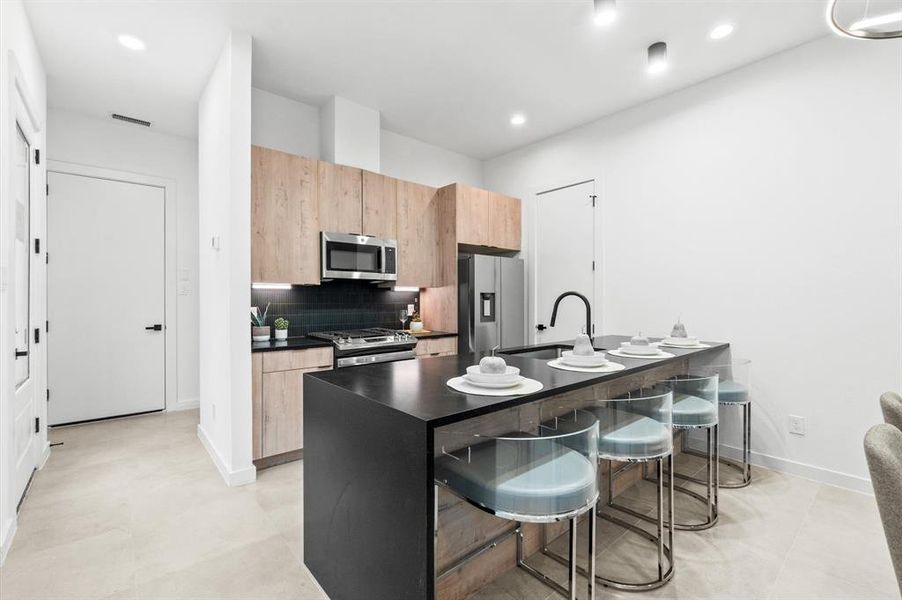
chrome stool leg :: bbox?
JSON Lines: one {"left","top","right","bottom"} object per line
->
{"left": 518, "top": 506, "right": 597, "bottom": 600}
{"left": 645, "top": 426, "right": 719, "bottom": 531}
{"left": 682, "top": 403, "right": 752, "bottom": 488}
{"left": 546, "top": 457, "right": 676, "bottom": 590}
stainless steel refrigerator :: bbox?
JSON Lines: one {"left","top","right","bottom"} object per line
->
{"left": 458, "top": 254, "right": 526, "bottom": 353}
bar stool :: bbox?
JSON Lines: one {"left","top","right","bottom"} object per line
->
{"left": 434, "top": 410, "right": 600, "bottom": 600}
{"left": 572, "top": 387, "right": 676, "bottom": 590}
{"left": 645, "top": 373, "right": 720, "bottom": 531}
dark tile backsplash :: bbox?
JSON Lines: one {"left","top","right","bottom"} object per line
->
{"left": 251, "top": 280, "right": 420, "bottom": 336}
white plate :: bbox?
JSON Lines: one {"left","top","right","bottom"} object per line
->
{"left": 547, "top": 359, "right": 626, "bottom": 374}
{"left": 607, "top": 348, "right": 675, "bottom": 360}
{"left": 559, "top": 350, "right": 608, "bottom": 367}
{"left": 653, "top": 341, "right": 711, "bottom": 349}
{"left": 465, "top": 365, "right": 520, "bottom": 385}
{"left": 661, "top": 337, "right": 700, "bottom": 346}
{"left": 619, "top": 344, "right": 659, "bottom": 356}
{"left": 447, "top": 376, "right": 544, "bottom": 396}
{"left": 463, "top": 374, "right": 524, "bottom": 389}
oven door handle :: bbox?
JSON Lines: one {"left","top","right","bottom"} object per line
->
{"left": 336, "top": 349, "right": 417, "bottom": 368}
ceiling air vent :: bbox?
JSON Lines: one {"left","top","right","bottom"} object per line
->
{"left": 111, "top": 113, "right": 151, "bottom": 127}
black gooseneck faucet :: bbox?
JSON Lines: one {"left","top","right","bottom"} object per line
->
{"left": 549, "top": 291, "right": 592, "bottom": 337}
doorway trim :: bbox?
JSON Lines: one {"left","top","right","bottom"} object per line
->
{"left": 46, "top": 160, "right": 179, "bottom": 413}
{"left": 527, "top": 176, "right": 603, "bottom": 345}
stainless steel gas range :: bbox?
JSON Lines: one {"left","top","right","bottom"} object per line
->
{"left": 307, "top": 328, "right": 418, "bottom": 368}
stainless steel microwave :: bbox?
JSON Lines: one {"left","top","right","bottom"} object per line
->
{"left": 321, "top": 232, "right": 398, "bottom": 282}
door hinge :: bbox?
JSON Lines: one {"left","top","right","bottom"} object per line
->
{"left": 590, "top": 194, "right": 597, "bottom": 207}
{"left": 46, "top": 320, "right": 49, "bottom": 333}
{"left": 34, "top": 149, "right": 40, "bottom": 165}
{"left": 45, "top": 253, "right": 49, "bottom": 264}
{"left": 592, "top": 260, "right": 595, "bottom": 271}
{"left": 46, "top": 389, "right": 50, "bottom": 401}
{"left": 34, "top": 417, "right": 40, "bottom": 433}
{"left": 46, "top": 183, "right": 49, "bottom": 196}
{"left": 34, "top": 238, "right": 40, "bottom": 254}
{"left": 34, "top": 328, "right": 40, "bottom": 344}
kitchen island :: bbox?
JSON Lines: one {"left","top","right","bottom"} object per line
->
{"left": 303, "top": 335, "right": 729, "bottom": 600}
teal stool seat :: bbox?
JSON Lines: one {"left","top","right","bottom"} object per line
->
{"left": 673, "top": 393, "right": 718, "bottom": 428}
{"left": 718, "top": 380, "right": 749, "bottom": 405}
{"left": 436, "top": 439, "right": 597, "bottom": 519}
{"left": 588, "top": 407, "right": 671, "bottom": 460}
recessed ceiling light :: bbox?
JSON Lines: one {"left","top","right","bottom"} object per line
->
{"left": 117, "top": 34, "right": 146, "bottom": 51}
{"left": 709, "top": 23, "right": 734, "bottom": 40}
{"left": 510, "top": 113, "right": 526, "bottom": 126}
{"left": 593, "top": 0, "right": 617, "bottom": 26}
{"left": 647, "top": 42, "right": 668, "bottom": 75}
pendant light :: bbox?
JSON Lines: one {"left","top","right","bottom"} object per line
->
{"left": 827, "top": 0, "right": 902, "bottom": 39}
{"left": 594, "top": 0, "right": 616, "bottom": 26}
{"left": 647, "top": 42, "right": 668, "bottom": 75}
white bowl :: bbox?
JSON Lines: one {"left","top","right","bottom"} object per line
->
{"left": 663, "top": 336, "right": 699, "bottom": 347}
{"left": 465, "top": 365, "right": 521, "bottom": 385}
{"left": 619, "top": 342, "right": 659, "bottom": 356}
{"left": 560, "top": 350, "right": 608, "bottom": 367}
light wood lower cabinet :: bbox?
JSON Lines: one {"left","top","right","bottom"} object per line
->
{"left": 253, "top": 348, "right": 334, "bottom": 461}
{"left": 415, "top": 336, "right": 457, "bottom": 358}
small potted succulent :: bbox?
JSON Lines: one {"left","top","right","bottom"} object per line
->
{"left": 274, "top": 317, "right": 290, "bottom": 340}
{"left": 409, "top": 312, "right": 424, "bottom": 333}
{"left": 251, "top": 303, "right": 271, "bottom": 341}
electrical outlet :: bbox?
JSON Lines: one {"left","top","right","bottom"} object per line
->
{"left": 407, "top": 304, "right": 415, "bottom": 314}
{"left": 788, "top": 415, "right": 806, "bottom": 436}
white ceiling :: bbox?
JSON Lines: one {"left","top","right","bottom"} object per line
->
{"left": 24, "top": 0, "right": 830, "bottom": 159}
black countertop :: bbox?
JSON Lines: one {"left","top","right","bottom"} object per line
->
{"left": 251, "top": 336, "right": 332, "bottom": 353}
{"left": 307, "top": 334, "right": 728, "bottom": 426}
{"left": 251, "top": 330, "right": 457, "bottom": 353}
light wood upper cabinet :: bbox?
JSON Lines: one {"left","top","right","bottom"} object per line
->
{"left": 455, "top": 184, "right": 490, "bottom": 247}
{"left": 488, "top": 191, "right": 522, "bottom": 251}
{"left": 396, "top": 180, "right": 437, "bottom": 288}
{"left": 251, "top": 146, "right": 319, "bottom": 284}
{"left": 362, "top": 171, "right": 397, "bottom": 239}
{"left": 317, "top": 161, "right": 362, "bottom": 234}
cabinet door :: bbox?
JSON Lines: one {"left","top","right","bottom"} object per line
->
{"left": 488, "top": 192, "right": 522, "bottom": 251}
{"left": 261, "top": 366, "right": 330, "bottom": 457}
{"left": 396, "top": 181, "right": 437, "bottom": 287}
{"left": 455, "top": 184, "right": 490, "bottom": 247}
{"left": 415, "top": 336, "right": 457, "bottom": 358}
{"left": 362, "top": 171, "right": 397, "bottom": 239}
{"left": 251, "top": 146, "right": 319, "bottom": 284}
{"left": 317, "top": 161, "right": 362, "bottom": 234}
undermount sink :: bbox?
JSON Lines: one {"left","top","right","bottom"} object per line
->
{"left": 499, "top": 343, "right": 602, "bottom": 361}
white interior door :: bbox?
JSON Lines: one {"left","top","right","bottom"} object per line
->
{"left": 48, "top": 172, "right": 165, "bottom": 425}
{"left": 12, "top": 123, "right": 37, "bottom": 504}
{"left": 534, "top": 180, "right": 597, "bottom": 344}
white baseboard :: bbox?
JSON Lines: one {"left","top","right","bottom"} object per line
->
{"left": 0, "top": 517, "right": 17, "bottom": 566}
{"left": 38, "top": 442, "right": 51, "bottom": 469}
{"left": 685, "top": 438, "right": 874, "bottom": 495}
{"left": 196, "top": 424, "right": 256, "bottom": 487}
{"left": 169, "top": 397, "right": 199, "bottom": 412}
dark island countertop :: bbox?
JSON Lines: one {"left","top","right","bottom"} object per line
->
{"left": 251, "top": 330, "right": 456, "bottom": 353}
{"left": 307, "top": 334, "right": 728, "bottom": 427}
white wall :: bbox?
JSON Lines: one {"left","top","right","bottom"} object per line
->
{"left": 46, "top": 109, "right": 199, "bottom": 409}
{"left": 197, "top": 32, "right": 254, "bottom": 486}
{"left": 0, "top": 0, "right": 47, "bottom": 563}
{"left": 381, "top": 129, "right": 483, "bottom": 188}
{"left": 320, "top": 96, "right": 381, "bottom": 172}
{"left": 251, "top": 89, "right": 484, "bottom": 188}
{"left": 484, "top": 36, "right": 902, "bottom": 491}
{"left": 251, "top": 88, "right": 319, "bottom": 159}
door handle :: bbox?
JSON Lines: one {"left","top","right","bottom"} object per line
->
{"left": 145, "top": 324, "right": 163, "bottom": 331}
{"left": 536, "top": 324, "right": 547, "bottom": 331}
{"left": 15, "top": 349, "right": 28, "bottom": 358}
